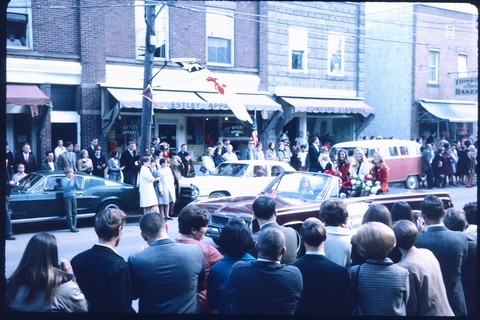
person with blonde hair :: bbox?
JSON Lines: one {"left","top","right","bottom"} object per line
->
{"left": 139, "top": 156, "right": 160, "bottom": 214}
{"left": 349, "top": 147, "right": 371, "bottom": 177}
{"left": 201, "top": 147, "right": 216, "bottom": 175}
{"left": 369, "top": 151, "right": 389, "bottom": 193}
{"left": 77, "top": 149, "right": 93, "bottom": 175}
{"left": 350, "top": 222, "right": 409, "bottom": 316}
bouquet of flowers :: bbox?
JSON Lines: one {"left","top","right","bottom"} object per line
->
{"left": 363, "top": 174, "right": 381, "bottom": 196}
{"left": 350, "top": 174, "right": 366, "bottom": 193}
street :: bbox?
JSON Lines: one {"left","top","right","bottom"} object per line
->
{"left": 4, "top": 184, "right": 476, "bottom": 312}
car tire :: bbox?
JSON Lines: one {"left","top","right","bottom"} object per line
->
{"left": 210, "top": 191, "right": 228, "bottom": 198}
{"left": 405, "top": 175, "right": 419, "bottom": 190}
{"left": 97, "top": 200, "right": 124, "bottom": 214}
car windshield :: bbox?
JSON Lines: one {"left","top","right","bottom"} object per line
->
{"left": 262, "top": 172, "right": 332, "bottom": 201}
{"left": 216, "top": 163, "right": 249, "bottom": 177}
{"left": 15, "top": 173, "right": 43, "bottom": 192}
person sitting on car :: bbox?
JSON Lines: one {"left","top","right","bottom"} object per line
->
{"left": 298, "top": 177, "right": 314, "bottom": 196}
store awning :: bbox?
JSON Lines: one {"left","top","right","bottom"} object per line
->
{"left": 6, "top": 85, "right": 52, "bottom": 107}
{"left": 106, "top": 88, "right": 281, "bottom": 111}
{"left": 279, "top": 97, "right": 375, "bottom": 116}
{"left": 418, "top": 100, "right": 478, "bottom": 122}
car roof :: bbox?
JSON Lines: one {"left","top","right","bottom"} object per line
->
{"left": 221, "top": 160, "right": 295, "bottom": 169}
{"left": 332, "top": 139, "right": 420, "bottom": 149}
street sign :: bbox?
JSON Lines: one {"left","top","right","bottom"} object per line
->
{"left": 454, "top": 76, "right": 478, "bottom": 97}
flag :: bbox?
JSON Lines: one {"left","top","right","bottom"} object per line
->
{"left": 251, "top": 110, "right": 258, "bottom": 147}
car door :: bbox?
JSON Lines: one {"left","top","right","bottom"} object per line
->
{"left": 26, "top": 175, "right": 65, "bottom": 219}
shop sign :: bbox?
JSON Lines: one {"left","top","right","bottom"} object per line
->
{"left": 123, "top": 124, "right": 139, "bottom": 135}
{"left": 229, "top": 125, "right": 245, "bottom": 136}
{"left": 454, "top": 77, "right": 478, "bottom": 97}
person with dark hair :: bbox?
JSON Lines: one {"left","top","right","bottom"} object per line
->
{"left": 15, "top": 142, "right": 37, "bottom": 173}
{"left": 463, "top": 201, "right": 477, "bottom": 241}
{"left": 391, "top": 201, "right": 414, "bottom": 222}
{"left": 128, "top": 212, "right": 206, "bottom": 313}
{"left": 213, "top": 146, "right": 226, "bottom": 167}
{"left": 264, "top": 142, "right": 278, "bottom": 161}
{"left": 41, "top": 150, "right": 58, "bottom": 171}
{"left": 308, "top": 136, "right": 321, "bottom": 172}
{"left": 5, "top": 158, "right": 16, "bottom": 240}
{"left": 350, "top": 222, "right": 409, "bottom": 316}
{"left": 107, "top": 150, "right": 124, "bottom": 181}
{"left": 207, "top": 219, "right": 255, "bottom": 314}
{"left": 391, "top": 220, "right": 453, "bottom": 316}
{"left": 293, "top": 218, "right": 354, "bottom": 315}
{"left": 181, "top": 152, "right": 196, "bottom": 177}
{"left": 157, "top": 157, "right": 176, "bottom": 220}
{"left": 415, "top": 195, "right": 468, "bottom": 316}
{"left": 6, "top": 233, "right": 88, "bottom": 312}
{"left": 250, "top": 196, "right": 300, "bottom": 264}
{"left": 422, "top": 143, "right": 434, "bottom": 189}
{"left": 56, "top": 141, "right": 77, "bottom": 171}
{"left": 319, "top": 198, "right": 353, "bottom": 269}
{"left": 176, "top": 206, "right": 223, "bottom": 313}
{"left": 91, "top": 146, "right": 107, "bottom": 178}
{"left": 71, "top": 208, "right": 134, "bottom": 313}
{"left": 139, "top": 156, "right": 160, "bottom": 214}
{"left": 350, "top": 204, "right": 401, "bottom": 266}
{"left": 443, "top": 208, "right": 477, "bottom": 316}
{"left": 86, "top": 138, "right": 99, "bottom": 159}
{"left": 227, "top": 227, "right": 303, "bottom": 314}
{"left": 120, "top": 141, "right": 140, "bottom": 186}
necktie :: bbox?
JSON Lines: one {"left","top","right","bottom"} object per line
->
{"left": 25, "top": 154, "right": 28, "bottom": 163}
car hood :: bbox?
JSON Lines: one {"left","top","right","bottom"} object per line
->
{"left": 180, "top": 175, "right": 242, "bottom": 187}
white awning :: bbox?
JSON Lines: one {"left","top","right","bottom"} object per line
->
{"left": 279, "top": 96, "right": 375, "bottom": 116}
{"left": 419, "top": 99, "right": 478, "bottom": 122}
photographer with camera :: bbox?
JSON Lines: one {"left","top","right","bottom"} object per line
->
{"left": 61, "top": 168, "right": 81, "bottom": 232}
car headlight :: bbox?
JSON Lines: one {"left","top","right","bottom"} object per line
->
{"left": 190, "top": 184, "right": 200, "bottom": 197}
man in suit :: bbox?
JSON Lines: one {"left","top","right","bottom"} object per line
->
{"left": 414, "top": 195, "right": 468, "bottom": 316}
{"left": 71, "top": 208, "right": 135, "bottom": 313}
{"left": 422, "top": 143, "right": 434, "bottom": 189}
{"left": 56, "top": 141, "right": 77, "bottom": 171}
{"left": 128, "top": 212, "right": 206, "bottom": 313}
{"left": 91, "top": 146, "right": 107, "bottom": 178}
{"left": 293, "top": 218, "right": 354, "bottom": 315}
{"left": 308, "top": 136, "right": 320, "bottom": 172}
{"left": 5, "top": 158, "right": 16, "bottom": 240}
{"left": 86, "top": 137, "right": 99, "bottom": 159}
{"left": 6, "top": 141, "right": 15, "bottom": 175}
{"left": 41, "top": 151, "right": 59, "bottom": 171}
{"left": 15, "top": 142, "right": 37, "bottom": 173}
{"left": 177, "top": 144, "right": 189, "bottom": 161}
{"left": 250, "top": 196, "right": 300, "bottom": 264}
{"left": 241, "top": 140, "right": 257, "bottom": 160}
{"left": 120, "top": 141, "right": 139, "bottom": 186}
{"left": 227, "top": 227, "right": 303, "bottom": 314}
{"left": 392, "top": 220, "right": 454, "bottom": 316}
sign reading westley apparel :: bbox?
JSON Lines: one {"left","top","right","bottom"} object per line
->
{"left": 454, "top": 77, "right": 478, "bottom": 97}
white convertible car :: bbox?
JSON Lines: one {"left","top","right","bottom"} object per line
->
{"left": 178, "top": 160, "right": 295, "bottom": 200}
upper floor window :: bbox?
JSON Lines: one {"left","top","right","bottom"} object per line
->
{"left": 289, "top": 28, "right": 308, "bottom": 72}
{"left": 428, "top": 50, "right": 439, "bottom": 84}
{"left": 135, "top": 1, "right": 169, "bottom": 60}
{"left": 446, "top": 25, "right": 454, "bottom": 39}
{"left": 458, "top": 53, "right": 468, "bottom": 78}
{"left": 207, "top": 7, "right": 234, "bottom": 65}
{"left": 328, "top": 33, "right": 345, "bottom": 76}
{"left": 6, "top": 0, "right": 31, "bottom": 49}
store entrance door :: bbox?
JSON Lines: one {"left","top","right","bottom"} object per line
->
{"left": 158, "top": 123, "right": 177, "bottom": 152}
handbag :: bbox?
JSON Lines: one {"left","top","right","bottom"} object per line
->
{"left": 199, "top": 165, "right": 207, "bottom": 173}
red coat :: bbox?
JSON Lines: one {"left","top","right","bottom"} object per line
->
{"left": 370, "top": 164, "right": 389, "bottom": 192}
{"left": 337, "top": 161, "right": 351, "bottom": 182}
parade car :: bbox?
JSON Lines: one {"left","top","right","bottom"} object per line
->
{"left": 9, "top": 171, "right": 140, "bottom": 225}
{"left": 183, "top": 171, "right": 453, "bottom": 244}
{"left": 174, "top": 160, "right": 295, "bottom": 214}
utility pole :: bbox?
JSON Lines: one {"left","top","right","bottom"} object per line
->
{"left": 140, "top": 1, "right": 161, "bottom": 157}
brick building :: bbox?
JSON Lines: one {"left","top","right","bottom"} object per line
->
{"left": 364, "top": 3, "right": 478, "bottom": 142}
{"left": 6, "top": 1, "right": 370, "bottom": 163}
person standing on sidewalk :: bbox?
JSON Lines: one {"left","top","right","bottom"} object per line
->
{"left": 5, "top": 158, "right": 16, "bottom": 240}
{"left": 61, "top": 168, "right": 80, "bottom": 232}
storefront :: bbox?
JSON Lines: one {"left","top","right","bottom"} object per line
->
{"left": 417, "top": 99, "right": 478, "bottom": 143}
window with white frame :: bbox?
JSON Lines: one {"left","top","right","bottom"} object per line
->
{"left": 458, "top": 53, "right": 468, "bottom": 78}
{"left": 428, "top": 50, "right": 439, "bottom": 84}
{"left": 207, "top": 7, "right": 234, "bottom": 65}
{"left": 6, "top": 0, "right": 31, "bottom": 49}
{"left": 446, "top": 25, "right": 454, "bottom": 39}
{"left": 289, "top": 27, "right": 308, "bottom": 71}
{"left": 328, "top": 33, "right": 345, "bottom": 76}
{"left": 135, "top": 1, "right": 169, "bottom": 59}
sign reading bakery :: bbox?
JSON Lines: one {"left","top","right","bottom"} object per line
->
{"left": 454, "top": 77, "right": 478, "bottom": 97}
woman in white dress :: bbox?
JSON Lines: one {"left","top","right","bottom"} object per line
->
{"left": 139, "top": 156, "right": 160, "bottom": 214}
{"left": 157, "top": 158, "right": 176, "bottom": 220}
{"left": 202, "top": 147, "right": 216, "bottom": 175}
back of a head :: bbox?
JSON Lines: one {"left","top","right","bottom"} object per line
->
{"left": 94, "top": 208, "right": 127, "bottom": 241}
{"left": 443, "top": 208, "right": 467, "bottom": 232}
{"left": 320, "top": 198, "right": 348, "bottom": 226}
{"left": 257, "top": 227, "right": 285, "bottom": 259}
{"left": 177, "top": 206, "right": 209, "bottom": 235}
{"left": 139, "top": 212, "right": 165, "bottom": 238}
{"left": 252, "top": 196, "right": 276, "bottom": 220}
{"left": 392, "top": 220, "right": 418, "bottom": 250}
{"left": 21, "top": 232, "right": 59, "bottom": 271}
{"left": 361, "top": 204, "right": 392, "bottom": 227}
{"left": 356, "top": 222, "right": 396, "bottom": 260}
{"left": 300, "top": 217, "right": 326, "bottom": 247}
{"left": 463, "top": 201, "right": 477, "bottom": 225}
{"left": 420, "top": 195, "right": 444, "bottom": 221}
{"left": 219, "top": 218, "right": 254, "bottom": 258}
{"left": 391, "top": 201, "right": 414, "bottom": 222}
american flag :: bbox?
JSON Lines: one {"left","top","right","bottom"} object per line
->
{"left": 251, "top": 110, "right": 258, "bottom": 147}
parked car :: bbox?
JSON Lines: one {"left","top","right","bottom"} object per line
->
{"left": 184, "top": 171, "right": 453, "bottom": 244}
{"left": 174, "top": 160, "right": 295, "bottom": 215}
{"left": 329, "top": 139, "right": 423, "bottom": 189}
{"left": 9, "top": 171, "right": 140, "bottom": 225}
